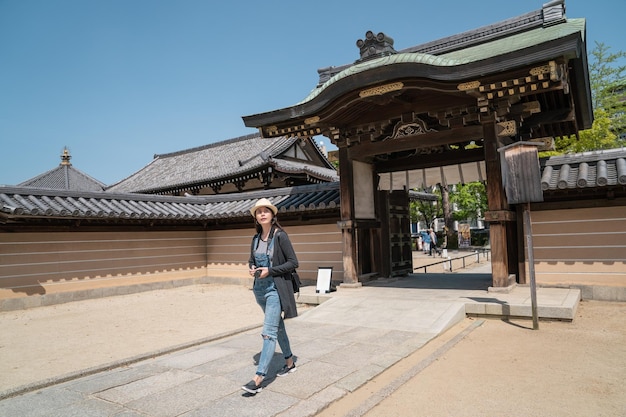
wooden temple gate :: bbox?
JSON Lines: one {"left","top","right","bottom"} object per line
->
{"left": 243, "top": 2, "right": 592, "bottom": 288}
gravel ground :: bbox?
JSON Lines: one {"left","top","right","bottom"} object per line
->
{"left": 317, "top": 300, "right": 626, "bottom": 417}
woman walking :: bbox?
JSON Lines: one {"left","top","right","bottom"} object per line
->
{"left": 241, "top": 198, "right": 299, "bottom": 394}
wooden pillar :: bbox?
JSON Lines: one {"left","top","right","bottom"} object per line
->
{"left": 483, "top": 122, "right": 515, "bottom": 287}
{"left": 337, "top": 146, "right": 359, "bottom": 285}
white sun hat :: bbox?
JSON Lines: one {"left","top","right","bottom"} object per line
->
{"left": 250, "top": 198, "right": 278, "bottom": 217}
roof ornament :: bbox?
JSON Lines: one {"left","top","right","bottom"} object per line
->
{"left": 60, "top": 147, "right": 72, "bottom": 166}
{"left": 542, "top": 0, "right": 566, "bottom": 27}
{"left": 355, "top": 31, "right": 397, "bottom": 63}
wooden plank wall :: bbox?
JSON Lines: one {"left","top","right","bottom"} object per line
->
{"left": 206, "top": 223, "right": 343, "bottom": 284}
{"left": 530, "top": 206, "right": 626, "bottom": 287}
{"left": 0, "top": 231, "right": 207, "bottom": 299}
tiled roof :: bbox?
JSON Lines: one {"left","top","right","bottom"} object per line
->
{"left": 106, "top": 133, "right": 337, "bottom": 193}
{"left": 402, "top": 2, "right": 571, "bottom": 57}
{"left": 312, "top": 2, "right": 577, "bottom": 96}
{"left": 541, "top": 148, "right": 626, "bottom": 190}
{"left": 244, "top": 1, "right": 591, "bottom": 135}
{"left": 307, "top": 19, "right": 583, "bottom": 104}
{"left": 17, "top": 164, "right": 106, "bottom": 192}
{"left": 0, "top": 182, "right": 341, "bottom": 223}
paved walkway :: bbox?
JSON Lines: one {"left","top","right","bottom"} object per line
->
{"left": 0, "top": 256, "right": 580, "bottom": 416}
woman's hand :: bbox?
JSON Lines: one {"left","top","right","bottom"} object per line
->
{"left": 249, "top": 266, "right": 269, "bottom": 278}
{"left": 255, "top": 267, "right": 269, "bottom": 278}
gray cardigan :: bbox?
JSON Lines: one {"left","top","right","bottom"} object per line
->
{"left": 248, "top": 227, "right": 299, "bottom": 318}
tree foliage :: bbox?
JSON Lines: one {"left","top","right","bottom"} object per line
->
{"left": 545, "top": 42, "right": 626, "bottom": 155}
{"left": 409, "top": 189, "right": 441, "bottom": 229}
{"left": 449, "top": 182, "right": 488, "bottom": 223}
{"left": 589, "top": 42, "right": 626, "bottom": 113}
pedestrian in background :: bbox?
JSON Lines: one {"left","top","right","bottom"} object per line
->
{"left": 429, "top": 229, "right": 438, "bottom": 256}
{"left": 422, "top": 230, "right": 431, "bottom": 254}
{"left": 242, "top": 198, "right": 299, "bottom": 395}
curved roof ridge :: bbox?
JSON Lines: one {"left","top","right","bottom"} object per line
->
{"left": 272, "top": 159, "right": 339, "bottom": 182}
{"left": 298, "top": 52, "right": 466, "bottom": 105}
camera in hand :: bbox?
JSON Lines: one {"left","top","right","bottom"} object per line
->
{"left": 254, "top": 269, "right": 262, "bottom": 279}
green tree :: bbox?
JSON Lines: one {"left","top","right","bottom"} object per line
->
{"left": 553, "top": 108, "right": 617, "bottom": 152}
{"left": 449, "top": 182, "right": 488, "bottom": 224}
{"left": 589, "top": 42, "right": 626, "bottom": 113}
{"left": 410, "top": 188, "right": 441, "bottom": 229}
{"left": 547, "top": 42, "right": 626, "bottom": 155}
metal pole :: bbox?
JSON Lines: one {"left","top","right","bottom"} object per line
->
{"left": 523, "top": 202, "right": 539, "bottom": 330}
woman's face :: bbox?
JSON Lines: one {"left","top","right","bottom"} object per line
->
{"left": 255, "top": 206, "right": 274, "bottom": 226}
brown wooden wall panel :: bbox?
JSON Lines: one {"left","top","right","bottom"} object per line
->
{"left": 4, "top": 245, "right": 205, "bottom": 265}
{"left": 531, "top": 207, "right": 626, "bottom": 234}
{"left": 0, "top": 223, "right": 343, "bottom": 301}
{"left": 1, "top": 254, "right": 206, "bottom": 280}
{"left": 531, "top": 206, "right": 625, "bottom": 222}
{"left": 534, "top": 271, "right": 626, "bottom": 286}
{"left": 530, "top": 206, "right": 626, "bottom": 288}
{"left": 533, "top": 233, "right": 625, "bottom": 248}
{"left": 535, "top": 261, "right": 626, "bottom": 274}
{"left": 205, "top": 223, "right": 343, "bottom": 283}
{"left": 279, "top": 224, "right": 343, "bottom": 282}
{"left": 532, "top": 221, "right": 626, "bottom": 236}
{"left": 533, "top": 247, "right": 626, "bottom": 261}
{"left": 0, "top": 231, "right": 207, "bottom": 297}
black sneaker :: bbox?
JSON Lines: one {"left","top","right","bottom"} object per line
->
{"left": 241, "top": 380, "right": 263, "bottom": 394}
{"left": 276, "top": 363, "right": 297, "bottom": 377}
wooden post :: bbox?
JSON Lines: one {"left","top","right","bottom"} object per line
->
{"left": 338, "top": 146, "right": 359, "bottom": 285}
{"left": 516, "top": 206, "right": 527, "bottom": 284}
{"left": 483, "top": 122, "right": 512, "bottom": 287}
{"left": 523, "top": 203, "right": 539, "bottom": 330}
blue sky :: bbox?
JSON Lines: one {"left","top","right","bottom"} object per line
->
{"left": 1, "top": 0, "right": 625, "bottom": 186}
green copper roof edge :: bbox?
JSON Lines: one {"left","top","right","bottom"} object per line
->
{"left": 297, "top": 18, "right": 585, "bottom": 106}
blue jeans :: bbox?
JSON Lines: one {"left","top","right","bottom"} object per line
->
{"left": 253, "top": 277, "right": 293, "bottom": 377}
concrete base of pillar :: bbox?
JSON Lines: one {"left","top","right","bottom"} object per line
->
{"left": 488, "top": 274, "right": 517, "bottom": 294}
{"left": 338, "top": 282, "right": 363, "bottom": 289}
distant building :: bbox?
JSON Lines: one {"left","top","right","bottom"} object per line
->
{"left": 17, "top": 148, "right": 106, "bottom": 192}
{"left": 107, "top": 134, "right": 338, "bottom": 196}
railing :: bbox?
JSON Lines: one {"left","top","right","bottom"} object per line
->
{"left": 413, "top": 249, "right": 491, "bottom": 273}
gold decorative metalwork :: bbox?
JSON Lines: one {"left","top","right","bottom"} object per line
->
{"left": 549, "top": 61, "right": 559, "bottom": 81}
{"left": 497, "top": 120, "right": 517, "bottom": 137}
{"left": 529, "top": 64, "right": 551, "bottom": 76}
{"left": 359, "top": 82, "right": 403, "bottom": 98}
{"left": 304, "top": 116, "right": 320, "bottom": 125}
{"left": 528, "top": 137, "right": 555, "bottom": 151}
{"left": 384, "top": 117, "right": 436, "bottom": 140}
{"left": 457, "top": 80, "right": 480, "bottom": 91}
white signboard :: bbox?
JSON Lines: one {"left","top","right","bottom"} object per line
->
{"left": 315, "top": 267, "right": 333, "bottom": 294}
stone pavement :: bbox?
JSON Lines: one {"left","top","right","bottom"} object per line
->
{"left": 0, "top": 260, "right": 580, "bottom": 416}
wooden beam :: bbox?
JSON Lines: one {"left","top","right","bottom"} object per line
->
{"left": 484, "top": 210, "right": 516, "bottom": 222}
{"left": 375, "top": 147, "right": 484, "bottom": 173}
{"left": 349, "top": 125, "right": 484, "bottom": 160}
